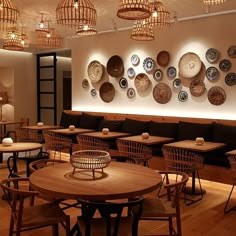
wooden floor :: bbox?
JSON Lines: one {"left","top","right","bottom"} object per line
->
{"left": 1, "top": 156, "right": 236, "bottom": 236}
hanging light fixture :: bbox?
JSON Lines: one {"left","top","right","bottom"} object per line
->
{"left": 76, "top": 23, "right": 97, "bottom": 35}
{"left": 203, "top": 0, "right": 226, "bottom": 4}
{"left": 130, "top": 20, "right": 154, "bottom": 41}
{"left": 35, "top": 12, "right": 49, "bottom": 33}
{"left": 36, "top": 28, "right": 63, "bottom": 49}
{"left": 56, "top": 0, "right": 97, "bottom": 32}
{"left": 3, "top": 27, "right": 24, "bottom": 51}
{"left": 117, "top": 0, "right": 151, "bottom": 20}
{"left": 147, "top": 1, "right": 170, "bottom": 29}
{"left": 20, "top": 26, "right": 29, "bottom": 48}
{"left": 0, "top": 0, "right": 19, "bottom": 30}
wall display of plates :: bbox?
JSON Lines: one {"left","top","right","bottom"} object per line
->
{"left": 190, "top": 79, "right": 206, "bottom": 97}
{"left": 208, "top": 86, "right": 226, "bottom": 106}
{"left": 153, "top": 69, "right": 163, "bottom": 81}
{"left": 227, "top": 46, "right": 236, "bottom": 58}
{"left": 119, "top": 77, "right": 128, "bottom": 89}
{"left": 205, "top": 48, "right": 220, "bottom": 63}
{"left": 87, "top": 60, "right": 103, "bottom": 83}
{"left": 206, "top": 66, "right": 219, "bottom": 81}
{"left": 143, "top": 57, "right": 155, "bottom": 73}
{"left": 107, "top": 55, "right": 124, "bottom": 77}
{"left": 225, "top": 72, "right": 236, "bottom": 86}
{"left": 127, "top": 88, "right": 136, "bottom": 99}
{"left": 219, "top": 59, "right": 231, "bottom": 72}
{"left": 156, "top": 51, "right": 170, "bottom": 67}
{"left": 90, "top": 88, "right": 97, "bottom": 97}
{"left": 134, "top": 73, "right": 151, "bottom": 92}
{"left": 127, "top": 67, "right": 135, "bottom": 78}
{"left": 178, "top": 52, "right": 202, "bottom": 78}
{"left": 153, "top": 83, "right": 172, "bottom": 104}
{"left": 131, "top": 54, "right": 140, "bottom": 66}
{"left": 173, "top": 78, "right": 182, "bottom": 89}
{"left": 167, "top": 66, "right": 176, "bottom": 78}
{"left": 82, "top": 79, "right": 89, "bottom": 88}
{"left": 178, "top": 91, "right": 188, "bottom": 102}
{"left": 99, "top": 82, "right": 115, "bottom": 103}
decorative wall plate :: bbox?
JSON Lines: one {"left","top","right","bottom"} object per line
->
{"left": 219, "top": 59, "right": 231, "bottom": 72}
{"left": 127, "top": 67, "right": 135, "bottom": 78}
{"left": 153, "top": 69, "right": 163, "bottom": 81}
{"left": 153, "top": 83, "right": 172, "bottom": 104}
{"left": 82, "top": 79, "right": 89, "bottom": 88}
{"left": 131, "top": 54, "right": 140, "bottom": 66}
{"left": 205, "top": 48, "right": 220, "bottom": 63}
{"left": 167, "top": 66, "right": 176, "bottom": 78}
{"left": 178, "top": 91, "right": 188, "bottom": 102}
{"left": 87, "top": 60, "right": 103, "bottom": 83}
{"left": 225, "top": 72, "right": 236, "bottom": 86}
{"left": 156, "top": 51, "right": 170, "bottom": 67}
{"left": 173, "top": 78, "right": 182, "bottom": 89}
{"left": 99, "top": 82, "right": 115, "bottom": 103}
{"left": 208, "top": 86, "right": 226, "bottom": 106}
{"left": 190, "top": 79, "right": 205, "bottom": 97}
{"left": 127, "top": 88, "right": 136, "bottom": 98}
{"left": 90, "top": 88, "right": 97, "bottom": 97}
{"left": 227, "top": 46, "right": 236, "bottom": 58}
{"left": 119, "top": 77, "right": 128, "bottom": 88}
{"left": 107, "top": 55, "right": 124, "bottom": 77}
{"left": 143, "top": 57, "right": 155, "bottom": 73}
{"left": 134, "top": 73, "right": 151, "bottom": 92}
{"left": 206, "top": 66, "right": 219, "bottom": 81}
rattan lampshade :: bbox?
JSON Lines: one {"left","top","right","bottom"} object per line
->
{"left": 147, "top": 1, "right": 170, "bottom": 29}
{"left": 0, "top": 0, "right": 19, "bottom": 30}
{"left": 130, "top": 20, "right": 154, "bottom": 41}
{"left": 203, "top": 0, "right": 226, "bottom": 4}
{"left": 35, "top": 13, "right": 49, "bottom": 33}
{"left": 36, "top": 29, "right": 63, "bottom": 49}
{"left": 56, "top": 0, "right": 97, "bottom": 29}
{"left": 117, "top": 0, "right": 151, "bottom": 20}
{"left": 76, "top": 22, "right": 97, "bottom": 35}
{"left": 3, "top": 27, "right": 24, "bottom": 51}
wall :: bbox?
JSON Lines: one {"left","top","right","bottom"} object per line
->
{"left": 69, "top": 13, "right": 236, "bottom": 121}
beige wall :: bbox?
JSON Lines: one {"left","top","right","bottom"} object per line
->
{"left": 69, "top": 13, "right": 236, "bottom": 121}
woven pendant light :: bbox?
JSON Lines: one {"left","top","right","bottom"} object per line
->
{"left": 147, "top": 1, "right": 170, "bottom": 29}
{"left": 56, "top": 0, "right": 97, "bottom": 29}
{"left": 0, "top": 0, "right": 19, "bottom": 30}
{"left": 76, "top": 23, "right": 97, "bottom": 35}
{"left": 131, "top": 20, "right": 154, "bottom": 41}
{"left": 203, "top": 0, "right": 226, "bottom": 4}
{"left": 3, "top": 27, "right": 24, "bottom": 51}
{"left": 117, "top": 0, "right": 151, "bottom": 20}
{"left": 35, "top": 13, "right": 49, "bottom": 33}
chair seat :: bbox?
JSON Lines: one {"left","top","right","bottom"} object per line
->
{"left": 141, "top": 198, "right": 176, "bottom": 218}
{"left": 21, "top": 203, "right": 68, "bottom": 229}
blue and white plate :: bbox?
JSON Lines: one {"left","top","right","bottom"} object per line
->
{"left": 119, "top": 77, "right": 128, "bottom": 88}
{"left": 131, "top": 54, "right": 140, "bottom": 66}
{"left": 167, "top": 66, "right": 176, "bottom": 78}
{"left": 127, "top": 67, "right": 135, "bottom": 78}
{"left": 143, "top": 57, "right": 155, "bottom": 73}
{"left": 205, "top": 48, "right": 220, "bottom": 64}
{"left": 90, "top": 88, "right": 97, "bottom": 97}
{"left": 219, "top": 59, "right": 231, "bottom": 72}
{"left": 127, "top": 88, "right": 136, "bottom": 98}
{"left": 153, "top": 69, "right": 163, "bottom": 81}
{"left": 178, "top": 91, "right": 188, "bottom": 102}
{"left": 206, "top": 66, "right": 219, "bottom": 81}
{"left": 225, "top": 73, "right": 236, "bottom": 86}
{"left": 173, "top": 78, "right": 182, "bottom": 89}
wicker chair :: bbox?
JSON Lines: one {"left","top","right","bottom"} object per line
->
{"left": 1, "top": 177, "right": 70, "bottom": 236}
{"left": 116, "top": 139, "right": 152, "bottom": 166}
{"left": 43, "top": 130, "right": 73, "bottom": 159}
{"left": 71, "top": 196, "right": 144, "bottom": 236}
{"left": 162, "top": 146, "right": 204, "bottom": 205}
{"left": 140, "top": 171, "right": 189, "bottom": 236}
{"left": 224, "top": 155, "right": 236, "bottom": 214}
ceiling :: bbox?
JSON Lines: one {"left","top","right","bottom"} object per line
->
{"left": 2, "top": 0, "right": 236, "bottom": 53}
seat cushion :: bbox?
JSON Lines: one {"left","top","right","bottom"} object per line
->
{"left": 59, "top": 112, "right": 81, "bottom": 128}
{"left": 120, "top": 118, "right": 150, "bottom": 135}
{"left": 79, "top": 113, "right": 104, "bottom": 130}
{"left": 98, "top": 120, "right": 124, "bottom": 132}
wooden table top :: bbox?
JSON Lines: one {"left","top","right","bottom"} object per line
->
{"left": 49, "top": 128, "right": 95, "bottom": 136}
{"left": 118, "top": 135, "right": 174, "bottom": 145}
{"left": 0, "top": 120, "right": 22, "bottom": 126}
{"left": 225, "top": 150, "right": 236, "bottom": 156}
{"left": 163, "top": 140, "right": 226, "bottom": 152}
{"left": 22, "top": 125, "right": 62, "bottom": 131}
{"left": 30, "top": 162, "right": 162, "bottom": 201}
{"left": 0, "top": 142, "right": 42, "bottom": 153}
{"left": 82, "top": 131, "right": 130, "bottom": 140}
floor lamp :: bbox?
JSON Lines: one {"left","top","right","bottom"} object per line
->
{"left": 0, "top": 92, "right": 8, "bottom": 121}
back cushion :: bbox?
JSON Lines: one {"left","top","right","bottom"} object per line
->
{"left": 177, "top": 121, "right": 213, "bottom": 141}
{"left": 148, "top": 121, "right": 178, "bottom": 139}
{"left": 120, "top": 118, "right": 150, "bottom": 135}
{"left": 79, "top": 113, "right": 104, "bottom": 130}
{"left": 59, "top": 112, "right": 81, "bottom": 128}
{"left": 98, "top": 120, "right": 124, "bottom": 132}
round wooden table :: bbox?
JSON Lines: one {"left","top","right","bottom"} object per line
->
{"left": 30, "top": 162, "right": 162, "bottom": 201}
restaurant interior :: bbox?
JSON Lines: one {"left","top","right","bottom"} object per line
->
{"left": 0, "top": 0, "right": 236, "bottom": 235}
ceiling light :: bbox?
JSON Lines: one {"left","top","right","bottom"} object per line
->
{"left": 56, "top": 0, "right": 97, "bottom": 30}
{"left": 36, "top": 13, "right": 49, "bottom": 33}
{"left": 0, "top": 0, "right": 19, "bottom": 30}
{"left": 130, "top": 20, "right": 154, "bottom": 41}
{"left": 3, "top": 27, "right": 24, "bottom": 51}
{"left": 117, "top": 0, "right": 151, "bottom": 20}
{"left": 76, "top": 22, "right": 97, "bottom": 35}
{"left": 147, "top": 1, "right": 170, "bottom": 29}
{"left": 203, "top": 0, "right": 226, "bottom": 4}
